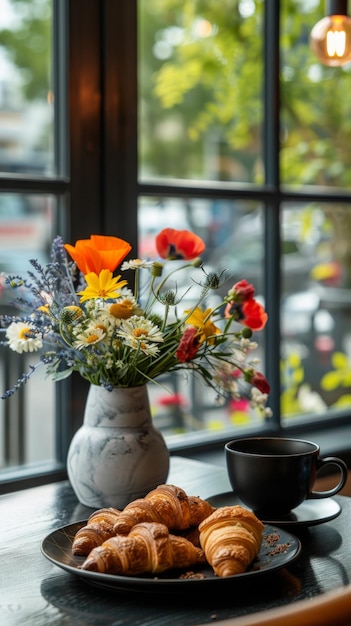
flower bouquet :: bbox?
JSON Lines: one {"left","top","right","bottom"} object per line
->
{"left": 0, "top": 228, "right": 271, "bottom": 417}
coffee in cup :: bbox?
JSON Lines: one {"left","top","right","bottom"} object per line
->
{"left": 225, "top": 437, "right": 348, "bottom": 515}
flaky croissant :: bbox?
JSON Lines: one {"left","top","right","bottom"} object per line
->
{"left": 113, "top": 484, "right": 215, "bottom": 535}
{"left": 81, "top": 521, "right": 206, "bottom": 575}
{"left": 198, "top": 505, "right": 264, "bottom": 577}
{"left": 72, "top": 507, "right": 121, "bottom": 556}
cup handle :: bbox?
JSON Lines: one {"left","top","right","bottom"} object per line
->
{"left": 309, "top": 457, "right": 349, "bottom": 499}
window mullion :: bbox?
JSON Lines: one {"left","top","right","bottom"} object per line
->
{"left": 263, "top": 0, "right": 281, "bottom": 425}
{"left": 68, "top": 0, "right": 104, "bottom": 241}
{"left": 103, "top": 0, "right": 138, "bottom": 249}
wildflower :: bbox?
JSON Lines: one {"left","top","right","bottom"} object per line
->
{"left": 227, "top": 279, "right": 255, "bottom": 302}
{"left": 6, "top": 321, "right": 43, "bottom": 354}
{"left": 240, "top": 299, "right": 268, "bottom": 331}
{"left": 64, "top": 234, "right": 132, "bottom": 274}
{"left": 116, "top": 316, "right": 164, "bottom": 352}
{"left": 109, "top": 299, "right": 136, "bottom": 320}
{"left": 73, "top": 326, "right": 106, "bottom": 349}
{"left": 0, "top": 231, "right": 270, "bottom": 420}
{"left": 176, "top": 327, "right": 201, "bottom": 362}
{"left": 60, "top": 306, "right": 83, "bottom": 323}
{"left": 184, "top": 307, "right": 221, "bottom": 345}
{"left": 245, "top": 370, "right": 271, "bottom": 394}
{"left": 77, "top": 270, "right": 128, "bottom": 302}
{"left": 225, "top": 283, "right": 268, "bottom": 331}
{"left": 121, "top": 259, "right": 152, "bottom": 270}
{"left": 155, "top": 228, "right": 206, "bottom": 260}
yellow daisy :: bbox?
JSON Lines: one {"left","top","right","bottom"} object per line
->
{"left": 77, "top": 269, "right": 128, "bottom": 302}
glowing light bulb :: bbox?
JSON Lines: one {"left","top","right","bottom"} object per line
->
{"left": 310, "top": 2, "right": 351, "bottom": 66}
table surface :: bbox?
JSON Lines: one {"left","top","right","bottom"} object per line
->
{"left": 1, "top": 455, "right": 351, "bottom": 626}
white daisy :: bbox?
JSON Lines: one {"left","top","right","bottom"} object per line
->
{"left": 6, "top": 321, "right": 43, "bottom": 354}
{"left": 121, "top": 259, "right": 152, "bottom": 270}
{"left": 116, "top": 316, "right": 164, "bottom": 344}
{"left": 73, "top": 326, "right": 106, "bottom": 350}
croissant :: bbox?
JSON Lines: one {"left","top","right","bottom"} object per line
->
{"left": 113, "top": 484, "right": 215, "bottom": 535}
{"left": 72, "top": 507, "right": 121, "bottom": 555}
{"left": 81, "top": 521, "right": 206, "bottom": 575}
{"left": 198, "top": 505, "right": 264, "bottom": 577}
{"left": 174, "top": 525, "right": 201, "bottom": 547}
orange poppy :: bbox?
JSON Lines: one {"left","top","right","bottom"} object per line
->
{"left": 155, "top": 228, "right": 205, "bottom": 260}
{"left": 64, "top": 235, "right": 131, "bottom": 275}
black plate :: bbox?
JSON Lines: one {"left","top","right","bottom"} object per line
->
{"left": 207, "top": 492, "right": 342, "bottom": 527}
{"left": 41, "top": 521, "right": 301, "bottom": 593}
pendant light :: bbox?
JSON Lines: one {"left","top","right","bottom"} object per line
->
{"left": 310, "top": 0, "right": 351, "bottom": 66}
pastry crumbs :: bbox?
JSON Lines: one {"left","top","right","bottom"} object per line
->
{"left": 179, "top": 571, "right": 206, "bottom": 579}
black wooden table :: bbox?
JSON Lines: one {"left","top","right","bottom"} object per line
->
{"left": 1, "top": 456, "right": 351, "bottom": 626}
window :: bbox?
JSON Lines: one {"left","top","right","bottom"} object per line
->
{"left": 1, "top": 0, "right": 351, "bottom": 491}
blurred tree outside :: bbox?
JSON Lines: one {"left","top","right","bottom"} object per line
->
{"left": 0, "top": 0, "right": 51, "bottom": 100}
{"left": 140, "top": 0, "right": 351, "bottom": 289}
{"left": 140, "top": 0, "right": 351, "bottom": 189}
{"left": 0, "top": 0, "right": 52, "bottom": 170}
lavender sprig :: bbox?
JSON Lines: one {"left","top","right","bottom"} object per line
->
{"left": 1, "top": 364, "right": 38, "bottom": 399}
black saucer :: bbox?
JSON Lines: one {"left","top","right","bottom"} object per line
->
{"left": 207, "top": 492, "right": 342, "bottom": 527}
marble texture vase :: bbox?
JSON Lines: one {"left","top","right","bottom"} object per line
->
{"left": 67, "top": 384, "right": 170, "bottom": 509}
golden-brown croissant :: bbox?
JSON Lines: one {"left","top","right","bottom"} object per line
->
{"left": 72, "top": 507, "right": 121, "bottom": 556}
{"left": 198, "top": 505, "right": 264, "bottom": 577}
{"left": 174, "top": 525, "right": 201, "bottom": 547}
{"left": 113, "top": 484, "right": 215, "bottom": 535}
{"left": 81, "top": 521, "right": 206, "bottom": 575}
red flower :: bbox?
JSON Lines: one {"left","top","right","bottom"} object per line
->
{"left": 247, "top": 371, "right": 271, "bottom": 394}
{"left": 64, "top": 235, "right": 132, "bottom": 275}
{"left": 230, "top": 279, "right": 255, "bottom": 302}
{"left": 224, "top": 298, "right": 268, "bottom": 330}
{"left": 176, "top": 327, "right": 201, "bottom": 362}
{"left": 155, "top": 228, "right": 206, "bottom": 260}
{"left": 241, "top": 299, "right": 268, "bottom": 331}
{"left": 225, "top": 283, "right": 268, "bottom": 331}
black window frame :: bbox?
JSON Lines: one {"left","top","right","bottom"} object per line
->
{"left": 1, "top": 0, "right": 351, "bottom": 494}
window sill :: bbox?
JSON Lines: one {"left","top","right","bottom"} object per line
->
{"left": 174, "top": 423, "right": 351, "bottom": 470}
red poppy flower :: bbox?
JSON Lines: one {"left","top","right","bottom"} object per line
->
{"left": 241, "top": 298, "right": 268, "bottom": 331}
{"left": 64, "top": 235, "right": 132, "bottom": 275}
{"left": 176, "top": 326, "right": 201, "bottom": 362}
{"left": 247, "top": 371, "right": 271, "bottom": 394}
{"left": 155, "top": 228, "right": 206, "bottom": 260}
{"left": 231, "top": 279, "right": 255, "bottom": 302}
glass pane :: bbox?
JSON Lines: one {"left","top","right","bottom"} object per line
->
{"left": 138, "top": 0, "right": 263, "bottom": 183}
{"left": 138, "top": 196, "right": 266, "bottom": 439}
{"left": 0, "top": 193, "right": 56, "bottom": 469}
{"left": 281, "top": 201, "right": 351, "bottom": 420}
{"left": 281, "top": 1, "right": 351, "bottom": 189}
{"left": 0, "top": 0, "right": 54, "bottom": 175}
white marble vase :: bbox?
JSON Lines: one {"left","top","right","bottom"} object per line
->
{"left": 67, "top": 384, "right": 170, "bottom": 509}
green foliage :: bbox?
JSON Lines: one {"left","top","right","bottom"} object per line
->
{"left": 140, "top": 0, "right": 351, "bottom": 185}
{"left": 0, "top": 0, "right": 51, "bottom": 100}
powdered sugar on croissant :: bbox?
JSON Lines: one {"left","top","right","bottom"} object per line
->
{"left": 198, "top": 505, "right": 264, "bottom": 577}
{"left": 81, "top": 521, "right": 206, "bottom": 575}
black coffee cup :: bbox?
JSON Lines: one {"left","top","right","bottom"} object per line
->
{"left": 225, "top": 437, "right": 348, "bottom": 515}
